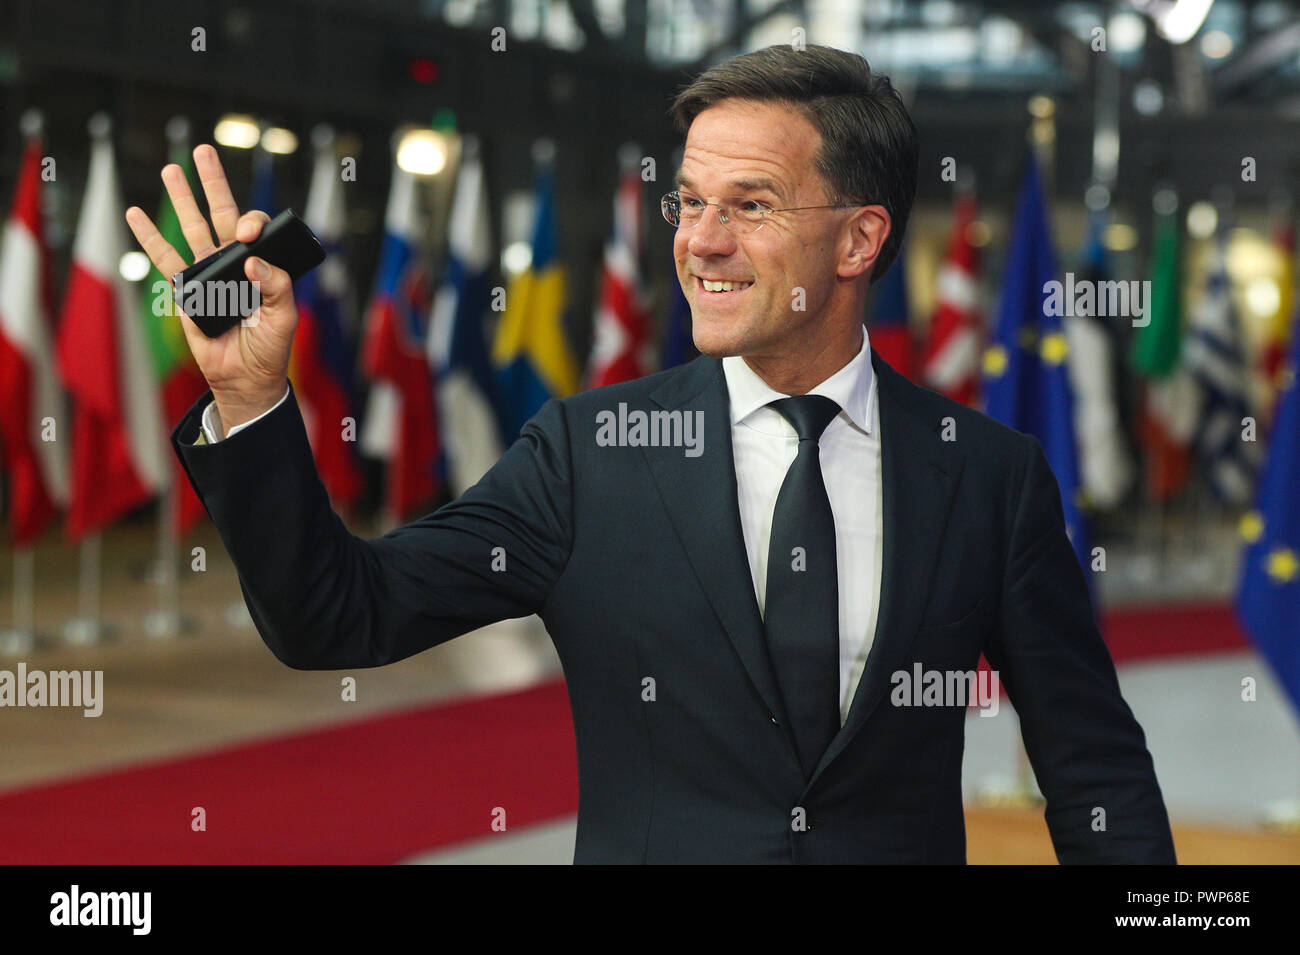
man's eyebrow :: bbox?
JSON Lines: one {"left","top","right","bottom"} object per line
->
{"left": 675, "top": 172, "right": 787, "bottom": 202}
{"left": 729, "top": 178, "right": 785, "bottom": 199}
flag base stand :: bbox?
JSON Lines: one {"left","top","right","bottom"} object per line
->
{"left": 974, "top": 729, "right": 1043, "bottom": 809}
{"left": 142, "top": 610, "right": 199, "bottom": 640}
{"left": 0, "top": 627, "right": 52, "bottom": 656}
{"left": 439, "top": 617, "right": 556, "bottom": 692}
{"left": 62, "top": 617, "right": 115, "bottom": 646}
{"left": 1128, "top": 552, "right": 1158, "bottom": 587}
{"left": 66, "top": 535, "right": 109, "bottom": 646}
{"left": 139, "top": 556, "right": 169, "bottom": 585}
{"left": 973, "top": 774, "right": 1045, "bottom": 810}
{"left": 1262, "top": 798, "right": 1300, "bottom": 833}
{"left": 223, "top": 599, "right": 255, "bottom": 629}
{"left": 1179, "top": 553, "right": 1219, "bottom": 588}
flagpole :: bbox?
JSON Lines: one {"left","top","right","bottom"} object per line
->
{"left": 143, "top": 487, "right": 189, "bottom": 638}
{"left": 1013, "top": 729, "right": 1040, "bottom": 808}
{"left": 223, "top": 599, "right": 255, "bottom": 629}
{"left": 978, "top": 105, "right": 1044, "bottom": 809}
{"left": 0, "top": 111, "right": 57, "bottom": 655}
{"left": 1186, "top": 203, "right": 1219, "bottom": 574}
{"left": 1186, "top": 193, "right": 1239, "bottom": 589}
{"left": 64, "top": 532, "right": 107, "bottom": 645}
{"left": 975, "top": 711, "right": 1043, "bottom": 810}
{"left": 1132, "top": 378, "right": 1161, "bottom": 587}
{"left": 1000, "top": 95, "right": 1057, "bottom": 806}
{"left": 1240, "top": 281, "right": 1300, "bottom": 832}
{"left": 1149, "top": 406, "right": 1168, "bottom": 583}
{"left": 143, "top": 115, "right": 197, "bottom": 641}
{"left": 1143, "top": 187, "right": 1181, "bottom": 587}
{"left": 0, "top": 547, "right": 40, "bottom": 654}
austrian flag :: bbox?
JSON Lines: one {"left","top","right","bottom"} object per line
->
{"left": 0, "top": 118, "right": 69, "bottom": 545}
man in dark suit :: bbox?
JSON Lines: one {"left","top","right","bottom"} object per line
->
{"left": 127, "top": 44, "right": 1176, "bottom": 863}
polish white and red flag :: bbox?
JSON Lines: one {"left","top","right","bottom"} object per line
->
{"left": 0, "top": 114, "right": 69, "bottom": 545}
{"left": 922, "top": 191, "right": 982, "bottom": 406}
{"left": 55, "top": 115, "right": 168, "bottom": 540}
{"left": 585, "top": 150, "right": 652, "bottom": 388}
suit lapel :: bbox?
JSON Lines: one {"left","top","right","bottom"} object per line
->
{"left": 807, "top": 349, "right": 966, "bottom": 788}
{"left": 645, "top": 358, "right": 793, "bottom": 733}
{"left": 642, "top": 349, "right": 967, "bottom": 782}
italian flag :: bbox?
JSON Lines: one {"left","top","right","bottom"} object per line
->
{"left": 55, "top": 120, "right": 168, "bottom": 541}
{"left": 0, "top": 125, "right": 69, "bottom": 545}
{"left": 1133, "top": 206, "right": 1194, "bottom": 503}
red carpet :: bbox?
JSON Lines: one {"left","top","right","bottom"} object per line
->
{"left": 1103, "top": 601, "right": 1247, "bottom": 664}
{"left": 980, "top": 601, "right": 1245, "bottom": 705}
{"left": 0, "top": 604, "right": 1251, "bottom": 864}
{"left": 0, "top": 680, "right": 577, "bottom": 864}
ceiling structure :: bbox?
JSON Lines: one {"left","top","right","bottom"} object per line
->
{"left": 3, "top": 0, "right": 1299, "bottom": 295}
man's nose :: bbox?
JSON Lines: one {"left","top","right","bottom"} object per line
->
{"left": 686, "top": 205, "right": 736, "bottom": 256}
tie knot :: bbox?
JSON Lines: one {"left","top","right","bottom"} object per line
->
{"left": 769, "top": 395, "right": 841, "bottom": 442}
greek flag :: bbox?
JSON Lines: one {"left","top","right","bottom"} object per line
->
{"left": 1183, "top": 228, "right": 1260, "bottom": 505}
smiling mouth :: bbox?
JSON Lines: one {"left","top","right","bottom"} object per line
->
{"left": 697, "top": 277, "right": 754, "bottom": 294}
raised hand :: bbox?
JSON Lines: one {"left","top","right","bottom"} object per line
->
{"left": 125, "top": 143, "right": 296, "bottom": 435}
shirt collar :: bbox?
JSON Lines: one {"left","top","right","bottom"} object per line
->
{"left": 722, "top": 327, "right": 874, "bottom": 434}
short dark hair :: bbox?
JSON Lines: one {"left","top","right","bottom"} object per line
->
{"left": 669, "top": 44, "right": 918, "bottom": 285}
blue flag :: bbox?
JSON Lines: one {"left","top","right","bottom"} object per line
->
{"left": 251, "top": 145, "right": 278, "bottom": 215}
{"left": 868, "top": 247, "right": 914, "bottom": 378}
{"left": 661, "top": 271, "right": 695, "bottom": 370}
{"left": 983, "top": 154, "right": 1091, "bottom": 579}
{"left": 1236, "top": 328, "right": 1300, "bottom": 723}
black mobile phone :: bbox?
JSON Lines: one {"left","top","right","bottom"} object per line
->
{"left": 171, "top": 208, "right": 326, "bottom": 338}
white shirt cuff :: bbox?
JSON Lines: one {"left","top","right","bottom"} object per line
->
{"left": 201, "top": 385, "right": 291, "bottom": 443}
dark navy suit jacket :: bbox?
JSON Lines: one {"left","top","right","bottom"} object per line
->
{"left": 172, "top": 348, "right": 1177, "bottom": 863}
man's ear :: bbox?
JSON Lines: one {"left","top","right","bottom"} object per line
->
{"left": 838, "top": 205, "right": 891, "bottom": 281}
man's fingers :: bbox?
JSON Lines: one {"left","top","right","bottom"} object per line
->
{"left": 235, "top": 210, "right": 272, "bottom": 244}
{"left": 124, "top": 206, "right": 188, "bottom": 280}
{"left": 194, "top": 144, "right": 242, "bottom": 246}
{"left": 161, "top": 162, "right": 217, "bottom": 259}
{"left": 245, "top": 256, "right": 293, "bottom": 307}
{"left": 241, "top": 256, "right": 296, "bottom": 336}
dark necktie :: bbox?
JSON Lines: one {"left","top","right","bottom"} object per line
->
{"left": 764, "top": 394, "right": 842, "bottom": 778}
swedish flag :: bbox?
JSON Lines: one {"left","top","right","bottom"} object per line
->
{"left": 492, "top": 162, "right": 579, "bottom": 438}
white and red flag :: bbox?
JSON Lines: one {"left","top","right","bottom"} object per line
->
{"left": 0, "top": 114, "right": 69, "bottom": 545}
{"left": 585, "top": 149, "right": 652, "bottom": 388}
{"left": 55, "top": 115, "right": 168, "bottom": 540}
{"left": 922, "top": 190, "right": 981, "bottom": 406}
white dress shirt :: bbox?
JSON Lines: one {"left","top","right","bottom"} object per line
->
{"left": 201, "top": 385, "right": 290, "bottom": 442}
{"left": 723, "top": 331, "right": 883, "bottom": 725}
{"left": 203, "top": 336, "right": 885, "bottom": 727}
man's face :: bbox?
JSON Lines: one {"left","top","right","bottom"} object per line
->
{"left": 673, "top": 98, "right": 850, "bottom": 361}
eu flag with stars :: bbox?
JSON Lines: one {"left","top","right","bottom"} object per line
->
{"left": 982, "top": 154, "right": 1091, "bottom": 580}
{"left": 1236, "top": 327, "right": 1300, "bottom": 722}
